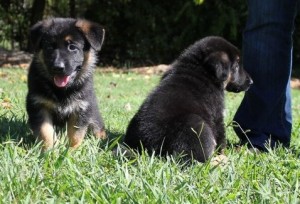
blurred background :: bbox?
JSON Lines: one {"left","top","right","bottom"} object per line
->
{"left": 0, "top": 0, "right": 299, "bottom": 69}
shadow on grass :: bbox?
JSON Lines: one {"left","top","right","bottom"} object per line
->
{"left": 0, "top": 115, "right": 125, "bottom": 151}
{"left": 227, "top": 139, "right": 300, "bottom": 159}
{"left": 0, "top": 115, "right": 36, "bottom": 147}
{"left": 97, "top": 130, "right": 124, "bottom": 151}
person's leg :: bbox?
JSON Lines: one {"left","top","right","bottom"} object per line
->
{"left": 234, "top": 0, "right": 298, "bottom": 150}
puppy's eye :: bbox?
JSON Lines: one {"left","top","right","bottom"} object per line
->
{"left": 67, "top": 44, "right": 78, "bottom": 52}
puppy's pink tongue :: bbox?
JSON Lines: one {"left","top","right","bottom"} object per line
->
{"left": 54, "top": 75, "right": 70, "bottom": 87}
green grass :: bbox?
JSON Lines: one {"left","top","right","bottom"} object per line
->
{"left": 0, "top": 67, "right": 300, "bottom": 203}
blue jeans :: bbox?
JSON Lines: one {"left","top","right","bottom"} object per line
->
{"left": 233, "top": 0, "right": 299, "bottom": 150}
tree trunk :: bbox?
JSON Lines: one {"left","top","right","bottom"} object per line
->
{"left": 27, "top": 0, "right": 45, "bottom": 50}
{"left": 0, "top": 0, "right": 11, "bottom": 10}
{"left": 30, "top": 0, "right": 46, "bottom": 26}
{"left": 69, "top": 0, "right": 76, "bottom": 18}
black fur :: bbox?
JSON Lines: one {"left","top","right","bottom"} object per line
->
{"left": 124, "top": 36, "right": 252, "bottom": 162}
{"left": 26, "top": 18, "right": 106, "bottom": 150}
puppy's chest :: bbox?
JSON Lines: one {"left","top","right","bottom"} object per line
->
{"left": 32, "top": 95, "right": 89, "bottom": 116}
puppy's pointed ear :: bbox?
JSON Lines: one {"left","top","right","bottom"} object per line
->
{"left": 204, "top": 51, "right": 230, "bottom": 81}
{"left": 75, "top": 19, "right": 105, "bottom": 51}
{"left": 29, "top": 21, "right": 44, "bottom": 52}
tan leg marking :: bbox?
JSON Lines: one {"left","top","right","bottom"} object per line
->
{"left": 39, "top": 111, "right": 57, "bottom": 150}
{"left": 67, "top": 115, "right": 88, "bottom": 149}
{"left": 95, "top": 128, "right": 107, "bottom": 139}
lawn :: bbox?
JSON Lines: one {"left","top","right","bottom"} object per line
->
{"left": 0, "top": 67, "right": 300, "bottom": 203}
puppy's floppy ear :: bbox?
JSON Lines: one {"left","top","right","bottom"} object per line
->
{"left": 204, "top": 51, "right": 230, "bottom": 81}
{"left": 75, "top": 19, "right": 105, "bottom": 51}
{"left": 29, "top": 21, "right": 44, "bottom": 53}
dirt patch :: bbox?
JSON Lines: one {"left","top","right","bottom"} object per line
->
{"left": 0, "top": 48, "right": 32, "bottom": 68}
{"left": 98, "top": 64, "right": 169, "bottom": 75}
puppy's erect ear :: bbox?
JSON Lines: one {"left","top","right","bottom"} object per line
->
{"left": 75, "top": 19, "right": 105, "bottom": 51}
{"left": 204, "top": 51, "right": 230, "bottom": 81}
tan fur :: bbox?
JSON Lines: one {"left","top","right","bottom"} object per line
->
{"left": 32, "top": 95, "right": 56, "bottom": 110}
{"left": 220, "top": 51, "right": 230, "bottom": 62}
{"left": 75, "top": 20, "right": 91, "bottom": 34}
{"left": 220, "top": 51, "right": 232, "bottom": 89}
{"left": 83, "top": 51, "right": 91, "bottom": 69}
{"left": 67, "top": 114, "right": 88, "bottom": 149}
{"left": 75, "top": 19, "right": 105, "bottom": 51}
{"left": 39, "top": 111, "right": 57, "bottom": 150}
{"left": 64, "top": 35, "right": 73, "bottom": 42}
{"left": 95, "top": 129, "right": 107, "bottom": 139}
{"left": 76, "top": 50, "right": 97, "bottom": 83}
{"left": 32, "top": 95, "right": 89, "bottom": 115}
{"left": 224, "top": 72, "right": 232, "bottom": 88}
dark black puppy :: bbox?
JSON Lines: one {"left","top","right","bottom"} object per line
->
{"left": 26, "top": 18, "right": 106, "bottom": 150}
{"left": 124, "top": 36, "right": 252, "bottom": 162}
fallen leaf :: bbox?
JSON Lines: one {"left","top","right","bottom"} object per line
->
{"left": 0, "top": 72, "right": 8, "bottom": 78}
{"left": 20, "top": 75, "right": 27, "bottom": 83}
{"left": 1, "top": 101, "right": 12, "bottom": 109}
{"left": 3, "top": 97, "right": 11, "bottom": 103}
{"left": 124, "top": 103, "right": 132, "bottom": 111}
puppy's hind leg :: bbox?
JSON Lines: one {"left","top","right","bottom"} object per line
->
{"left": 170, "top": 114, "right": 217, "bottom": 162}
{"left": 191, "top": 123, "right": 217, "bottom": 162}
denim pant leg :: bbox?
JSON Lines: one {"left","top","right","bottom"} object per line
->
{"left": 233, "top": 0, "right": 298, "bottom": 149}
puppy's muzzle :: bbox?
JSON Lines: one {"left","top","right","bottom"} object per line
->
{"left": 53, "top": 61, "right": 65, "bottom": 74}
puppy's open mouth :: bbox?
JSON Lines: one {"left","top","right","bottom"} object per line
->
{"left": 54, "top": 75, "right": 71, "bottom": 88}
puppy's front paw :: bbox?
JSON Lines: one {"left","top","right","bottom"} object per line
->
{"left": 95, "top": 129, "right": 107, "bottom": 140}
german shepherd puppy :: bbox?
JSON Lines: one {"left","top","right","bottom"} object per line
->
{"left": 124, "top": 36, "right": 253, "bottom": 162}
{"left": 26, "top": 18, "right": 106, "bottom": 150}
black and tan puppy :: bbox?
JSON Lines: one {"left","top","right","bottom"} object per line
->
{"left": 26, "top": 18, "right": 106, "bottom": 150}
{"left": 124, "top": 36, "right": 252, "bottom": 162}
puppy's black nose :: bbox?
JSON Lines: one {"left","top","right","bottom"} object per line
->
{"left": 53, "top": 62, "right": 65, "bottom": 73}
